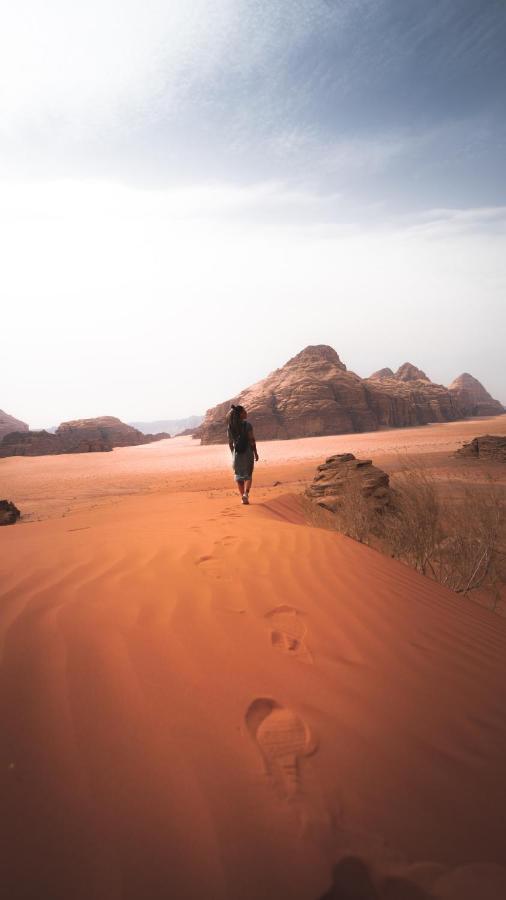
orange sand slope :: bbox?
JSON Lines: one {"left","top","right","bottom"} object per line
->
{"left": 2, "top": 479, "right": 506, "bottom": 899}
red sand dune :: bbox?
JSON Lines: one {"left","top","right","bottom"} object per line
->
{"left": 1, "top": 416, "right": 506, "bottom": 899}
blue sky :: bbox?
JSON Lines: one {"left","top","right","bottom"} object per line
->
{"left": 1, "top": 1, "right": 505, "bottom": 424}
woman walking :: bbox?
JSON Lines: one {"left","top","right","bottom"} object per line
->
{"left": 227, "top": 404, "right": 259, "bottom": 504}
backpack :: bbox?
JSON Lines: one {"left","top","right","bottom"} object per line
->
{"left": 233, "top": 422, "right": 249, "bottom": 454}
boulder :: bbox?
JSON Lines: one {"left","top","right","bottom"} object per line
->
{"left": 456, "top": 435, "right": 506, "bottom": 462}
{"left": 306, "top": 453, "right": 392, "bottom": 514}
{"left": 449, "top": 373, "right": 504, "bottom": 417}
{"left": 0, "top": 500, "right": 21, "bottom": 525}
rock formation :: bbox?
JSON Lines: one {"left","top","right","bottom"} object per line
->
{"left": 369, "top": 367, "right": 394, "bottom": 380}
{"left": 449, "top": 374, "right": 504, "bottom": 417}
{"left": 199, "top": 346, "right": 380, "bottom": 443}
{"left": 0, "top": 429, "right": 112, "bottom": 457}
{"left": 365, "top": 364, "right": 461, "bottom": 429}
{"left": 56, "top": 416, "right": 169, "bottom": 447}
{"left": 0, "top": 417, "right": 170, "bottom": 458}
{"left": 394, "top": 362, "right": 430, "bottom": 382}
{"left": 306, "top": 453, "right": 392, "bottom": 514}
{"left": 456, "top": 435, "right": 506, "bottom": 462}
{"left": 199, "top": 346, "right": 470, "bottom": 444}
{"left": 0, "top": 409, "right": 28, "bottom": 439}
{"left": 0, "top": 500, "right": 21, "bottom": 525}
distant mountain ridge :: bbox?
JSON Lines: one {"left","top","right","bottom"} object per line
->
{"left": 198, "top": 345, "right": 504, "bottom": 444}
{"left": 0, "top": 416, "right": 170, "bottom": 458}
{"left": 129, "top": 415, "right": 203, "bottom": 436}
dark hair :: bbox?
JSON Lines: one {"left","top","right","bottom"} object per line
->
{"left": 227, "top": 404, "right": 246, "bottom": 438}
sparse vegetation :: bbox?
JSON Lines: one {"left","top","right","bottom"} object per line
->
{"left": 303, "top": 460, "right": 506, "bottom": 613}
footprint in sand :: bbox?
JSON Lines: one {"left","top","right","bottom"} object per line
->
{"left": 265, "top": 605, "right": 313, "bottom": 663}
{"left": 245, "top": 698, "right": 316, "bottom": 799}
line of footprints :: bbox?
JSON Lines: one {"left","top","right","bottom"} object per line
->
{"left": 247, "top": 606, "right": 316, "bottom": 801}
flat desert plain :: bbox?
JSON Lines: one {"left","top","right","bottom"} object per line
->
{"left": 1, "top": 415, "right": 506, "bottom": 900}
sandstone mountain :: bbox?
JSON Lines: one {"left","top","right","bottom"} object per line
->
{"left": 0, "top": 417, "right": 170, "bottom": 458}
{"left": 0, "top": 408, "right": 28, "bottom": 439}
{"left": 449, "top": 373, "right": 504, "bottom": 417}
{"left": 199, "top": 346, "right": 378, "bottom": 443}
{"left": 198, "top": 345, "right": 485, "bottom": 444}
{"left": 364, "top": 364, "right": 461, "bottom": 429}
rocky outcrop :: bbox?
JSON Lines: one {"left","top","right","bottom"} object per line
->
{"left": 456, "top": 435, "right": 506, "bottom": 462}
{"left": 0, "top": 429, "right": 112, "bottom": 457}
{"left": 0, "top": 409, "right": 28, "bottom": 439}
{"left": 0, "top": 500, "right": 21, "bottom": 525}
{"left": 449, "top": 374, "right": 504, "bottom": 417}
{"left": 56, "top": 416, "right": 169, "bottom": 447}
{"left": 0, "top": 417, "right": 170, "bottom": 458}
{"left": 199, "top": 346, "right": 466, "bottom": 444}
{"left": 306, "top": 453, "right": 392, "bottom": 514}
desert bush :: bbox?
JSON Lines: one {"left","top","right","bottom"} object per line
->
{"left": 331, "top": 473, "right": 376, "bottom": 543}
{"left": 302, "top": 473, "right": 376, "bottom": 543}
{"left": 431, "top": 482, "right": 506, "bottom": 599}
{"left": 383, "top": 467, "right": 442, "bottom": 576}
{"left": 304, "top": 460, "right": 506, "bottom": 608}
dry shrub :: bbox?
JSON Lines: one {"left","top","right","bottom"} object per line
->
{"left": 331, "top": 473, "right": 376, "bottom": 543}
{"left": 384, "top": 467, "right": 506, "bottom": 604}
{"left": 302, "top": 474, "right": 376, "bottom": 543}
{"left": 303, "top": 459, "right": 506, "bottom": 609}
{"left": 383, "top": 467, "right": 441, "bottom": 576}
{"left": 432, "top": 483, "right": 506, "bottom": 600}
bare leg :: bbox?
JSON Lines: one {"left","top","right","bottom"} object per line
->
{"left": 236, "top": 480, "right": 245, "bottom": 496}
{"left": 244, "top": 479, "right": 252, "bottom": 495}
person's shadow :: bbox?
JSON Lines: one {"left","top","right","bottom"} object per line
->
{"left": 317, "top": 856, "right": 432, "bottom": 900}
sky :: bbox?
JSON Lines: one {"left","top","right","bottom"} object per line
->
{"left": 1, "top": 0, "right": 505, "bottom": 426}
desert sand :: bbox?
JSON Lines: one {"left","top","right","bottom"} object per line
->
{"left": 1, "top": 415, "right": 506, "bottom": 900}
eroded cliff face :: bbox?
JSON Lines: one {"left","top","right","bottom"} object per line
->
{"left": 199, "top": 347, "right": 500, "bottom": 444}
{"left": 0, "top": 409, "right": 28, "bottom": 439}
{"left": 365, "top": 363, "right": 462, "bottom": 428}
{"left": 449, "top": 374, "right": 504, "bottom": 417}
